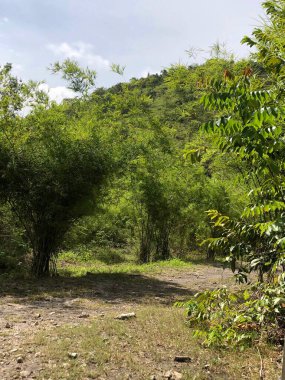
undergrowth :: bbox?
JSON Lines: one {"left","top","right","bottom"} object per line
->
{"left": 58, "top": 249, "right": 193, "bottom": 276}
{"left": 177, "top": 283, "right": 285, "bottom": 349}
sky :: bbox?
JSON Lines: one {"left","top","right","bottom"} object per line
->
{"left": 0, "top": 0, "right": 264, "bottom": 101}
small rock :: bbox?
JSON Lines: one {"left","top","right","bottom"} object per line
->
{"left": 68, "top": 352, "right": 78, "bottom": 359}
{"left": 20, "top": 370, "right": 31, "bottom": 378}
{"left": 150, "top": 376, "right": 157, "bottom": 380}
{"left": 204, "top": 364, "right": 210, "bottom": 369}
{"left": 5, "top": 322, "right": 12, "bottom": 329}
{"left": 35, "top": 352, "right": 41, "bottom": 357}
{"left": 78, "top": 313, "right": 90, "bottom": 319}
{"left": 10, "top": 348, "right": 18, "bottom": 353}
{"left": 34, "top": 321, "right": 39, "bottom": 326}
{"left": 114, "top": 312, "right": 136, "bottom": 320}
{"left": 34, "top": 313, "right": 41, "bottom": 319}
{"left": 67, "top": 298, "right": 80, "bottom": 305}
{"left": 174, "top": 356, "right": 192, "bottom": 363}
{"left": 16, "top": 357, "right": 24, "bottom": 364}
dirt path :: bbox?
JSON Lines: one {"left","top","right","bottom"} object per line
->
{"left": 0, "top": 264, "right": 236, "bottom": 379}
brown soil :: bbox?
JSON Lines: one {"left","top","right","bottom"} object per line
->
{"left": 0, "top": 264, "right": 244, "bottom": 380}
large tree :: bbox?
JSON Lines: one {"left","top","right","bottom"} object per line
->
{"left": 198, "top": 0, "right": 285, "bottom": 281}
{"left": 0, "top": 64, "right": 112, "bottom": 276}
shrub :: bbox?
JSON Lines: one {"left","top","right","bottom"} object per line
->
{"left": 177, "top": 283, "right": 285, "bottom": 349}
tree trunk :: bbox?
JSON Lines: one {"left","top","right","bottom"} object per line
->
{"left": 207, "top": 247, "right": 215, "bottom": 261}
{"left": 31, "top": 233, "right": 58, "bottom": 277}
{"left": 31, "top": 249, "right": 51, "bottom": 277}
{"left": 155, "top": 226, "right": 170, "bottom": 261}
{"left": 139, "top": 217, "right": 153, "bottom": 263}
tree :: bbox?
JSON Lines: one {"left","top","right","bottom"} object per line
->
{"left": 61, "top": 56, "right": 246, "bottom": 263}
{"left": 0, "top": 64, "right": 112, "bottom": 276}
{"left": 180, "top": 3, "right": 285, "bottom": 358}
{"left": 199, "top": 0, "right": 285, "bottom": 282}
{"left": 50, "top": 59, "right": 96, "bottom": 97}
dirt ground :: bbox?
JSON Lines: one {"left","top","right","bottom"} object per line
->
{"left": 0, "top": 264, "right": 275, "bottom": 380}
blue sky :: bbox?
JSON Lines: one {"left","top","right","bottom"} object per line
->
{"left": 0, "top": 0, "right": 264, "bottom": 99}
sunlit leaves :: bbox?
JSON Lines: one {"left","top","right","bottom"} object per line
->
{"left": 110, "top": 63, "right": 126, "bottom": 76}
{"left": 178, "top": 283, "right": 285, "bottom": 348}
{"left": 50, "top": 59, "right": 96, "bottom": 96}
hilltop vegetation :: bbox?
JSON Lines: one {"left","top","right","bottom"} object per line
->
{"left": 0, "top": 54, "right": 252, "bottom": 277}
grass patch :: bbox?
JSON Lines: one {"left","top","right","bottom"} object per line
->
{"left": 0, "top": 256, "right": 281, "bottom": 379}
{"left": 58, "top": 251, "right": 193, "bottom": 277}
{"left": 33, "top": 305, "right": 280, "bottom": 380}
{"left": 59, "top": 247, "right": 131, "bottom": 265}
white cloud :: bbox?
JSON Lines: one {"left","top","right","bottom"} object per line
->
{"left": 140, "top": 67, "right": 160, "bottom": 78}
{"left": 47, "top": 42, "right": 110, "bottom": 69}
{"left": 49, "top": 86, "right": 76, "bottom": 103}
{"left": 2, "top": 17, "right": 9, "bottom": 23}
{"left": 39, "top": 83, "right": 76, "bottom": 103}
{"left": 19, "top": 84, "right": 75, "bottom": 116}
{"left": 47, "top": 42, "right": 82, "bottom": 59}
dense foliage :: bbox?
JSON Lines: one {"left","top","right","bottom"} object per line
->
{"left": 0, "top": 51, "right": 251, "bottom": 277}
{"left": 177, "top": 284, "right": 285, "bottom": 349}
{"left": 180, "top": 0, "right": 285, "bottom": 351}
{"left": 0, "top": 4, "right": 273, "bottom": 289}
{"left": 60, "top": 59, "right": 248, "bottom": 267}
{"left": 0, "top": 64, "right": 113, "bottom": 276}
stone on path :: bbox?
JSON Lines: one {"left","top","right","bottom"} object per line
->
{"left": 68, "top": 352, "right": 78, "bottom": 359}
{"left": 20, "top": 370, "right": 31, "bottom": 378}
{"left": 114, "top": 312, "right": 136, "bottom": 320}
{"left": 174, "top": 356, "right": 192, "bottom": 363}
{"left": 78, "top": 312, "right": 90, "bottom": 318}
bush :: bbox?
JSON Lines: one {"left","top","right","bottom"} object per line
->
{"left": 177, "top": 283, "right": 285, "bottom": 349}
